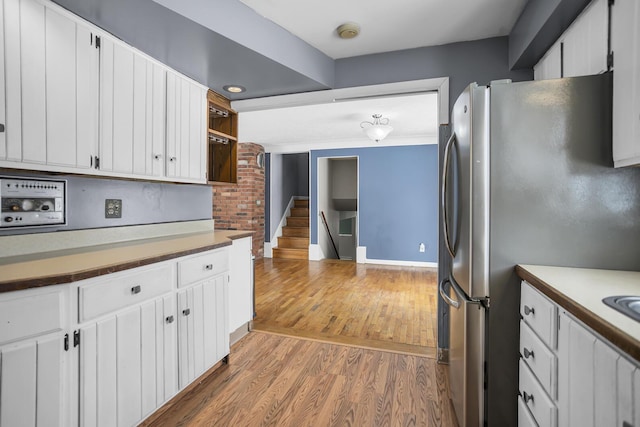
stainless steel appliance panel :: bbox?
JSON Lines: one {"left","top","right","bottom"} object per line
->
{"left": 0, "top": 177, "right": 66, "bottom": 228}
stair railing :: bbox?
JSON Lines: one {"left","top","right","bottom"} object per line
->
{"left": 320, "top": 211, "right": 340, "bottom": 259}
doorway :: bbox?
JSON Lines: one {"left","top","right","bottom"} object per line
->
{"left": 317, "top": 156, "right": 358, "bottom": 261}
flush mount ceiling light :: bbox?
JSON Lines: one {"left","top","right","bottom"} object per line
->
{"left": 337, "top": 22, "right": 360, "bottom": 39}
{"left": 223, "top": 85, "right": 246, "bottom": 94}
{"left": 360, "top": 114, "right": 393, "bottom": 142}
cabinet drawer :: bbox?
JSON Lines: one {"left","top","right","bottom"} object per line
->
{"left": 79, "top": 264, "right": 173, "bottom": 322}
{"left": 177, "top": 249, "right": 228, "bottom": 288}
{"left": 519, "top": 359, "right": 557, "bottom": 427}
{"left": 0, "top": 289, "right": 63, "bottom": 345}
{"left": 521, "top": 281, "right": 558, "bottom": 349}
{"left": 518, "top": 394, "right": 538, "bottom": 427}
{"left": 520, "top": 320, "right": 557, "bottom": 399}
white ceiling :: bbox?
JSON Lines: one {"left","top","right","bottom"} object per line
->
{"left": 238, "top": 0, "right": 529, "bottom": 59}
{"left": 238, "top": 92, "right": 439, "bottom": 153}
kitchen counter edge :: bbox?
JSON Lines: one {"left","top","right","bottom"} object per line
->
{"left": 0, "top": 230, "right": 254, "bottom": 293}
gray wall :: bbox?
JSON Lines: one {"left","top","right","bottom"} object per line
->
{"left": 335, "top": 36, "right": 533, "bottom": 111}
{"left": 0, "top": 171, "right": 212, "bottom": 236}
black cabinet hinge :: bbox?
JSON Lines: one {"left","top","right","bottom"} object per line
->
{"left": 94, "top": 156, "right": 100, "bottom": 169}
{"left": 64, "top": 333, "right": 69, "bottom": 351}
{"left": 608, "top": 52, "right": 614, "bottom": 69}
{"left": 95, "top": 35, "right": 101, "bottom": 49}
{"left": 73, "top": 330, "right": 80, "bottom": 347}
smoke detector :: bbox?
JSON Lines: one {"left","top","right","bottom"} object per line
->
{"left": 337, "top": 22, "right": 360, "bottom": 39}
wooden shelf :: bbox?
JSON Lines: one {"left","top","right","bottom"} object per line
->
{"left": 207, "top": 90, "right": 238, "bottom": 183}
{"left": 208, "top": 129, "right": 237, "bottom": 142}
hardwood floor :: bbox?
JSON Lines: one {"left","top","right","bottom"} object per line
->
{"left": 144, "top": 331, "right": 458, "bottom": 427}
{"left": 253, "top": 258, "right": 439, "bottom": 356}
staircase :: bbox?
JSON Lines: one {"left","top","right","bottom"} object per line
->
{"left": 273, "top": 199, "right": 309, "bottom": 260}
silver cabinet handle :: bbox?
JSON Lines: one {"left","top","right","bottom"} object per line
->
{"left": 523, "top": 348, "right": 534, "bottom": 359}
{"left": 154, "top": 154, "right": 162, "bottom": 160}
{"left": 169, "top": 157, "right": 177, "bottom": 162}
{"left": 165, "top": 315, "right": 174, "bottom": 324}
{"left": 131, "top": 285, "right": 141, "bottom": 295}
{"left": 182, "top": 308, "right": 191, "bottom": 316}
{"left": 523, "top": 305, "right": 535, "bottom": 316}
{"left": 205, "top": 264, "right": 213, "bottom": 271}
{"left": 0, "top": 124, "right": 5, "bottom": 132}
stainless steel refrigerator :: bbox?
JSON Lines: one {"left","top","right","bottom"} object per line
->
{"left": 439, "top": 73, "right": 640, "bottom": 427}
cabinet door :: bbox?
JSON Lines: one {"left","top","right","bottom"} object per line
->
{"left": 0, "top": 333, "right": 66, "bottom": 427}
{"left": 229, "top": 236, "right": 252, "bottom": 332}
{"left": 562, "top": 0, "right": 608, "bottom": 78}
{"left": 534, "top": 42, "right": 561, "bottom": 81}
{"left": 100, "top": 36, "right": 134, "bottom": 174}
{"left": 611, "top": 0, "right": 640, "bottom": 167}
{"left": 0, "top": 0, "right": 6, "bottom": 160}
{"left": 79, "top": 295, "right": 177, "bottom": 427}
{"left": 177, "top": 274, "right": 228, "bottom": 389}
{"left": 166, "top": 71, "right": 206, "bottom": 182}
{"left": 1, "top": 0, "right": 98, "bottom": 169}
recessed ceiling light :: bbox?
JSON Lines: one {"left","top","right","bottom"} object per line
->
{"left": 223, "top": 85, "right": 246, "bottom": 93}
{"left": 337, "top": 22, "right": 360, "bottom": 39}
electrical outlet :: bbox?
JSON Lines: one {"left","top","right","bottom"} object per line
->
{"left": 419, "top": 243, "right": 426, "bottom": 253}
{"left": 105, "top": 199, "right": 122, "bottom": 218}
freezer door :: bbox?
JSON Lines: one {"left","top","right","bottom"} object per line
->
{"left": 444, "top": 278, "right": 485, "bottom": 427}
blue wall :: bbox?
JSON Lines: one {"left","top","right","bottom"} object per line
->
{"left": 310, "top": 145, "right": 438, "bottom": 263}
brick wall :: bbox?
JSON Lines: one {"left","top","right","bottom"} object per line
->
{"left": 212, "top": 143, "right": 265, "bottom": 259}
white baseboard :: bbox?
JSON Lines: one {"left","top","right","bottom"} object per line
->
{"left": 364, "top": 258, "right": 438, "bottom": 268}
{"left": 356, "top": 246, "right": 367, "bottom": 264}
{"left": 264, "top": 242, "right": 272, "bottom": 258}
{"left": 308, "top": 244, "right": 323, "bottom": 261}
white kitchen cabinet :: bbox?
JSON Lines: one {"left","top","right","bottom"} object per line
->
{"left": 0, "top": 0, "right": 5, "bottom": 160}
{"left": 79, "top": 290, "right": 177, "bottom": 427}
{"left": 611, "top": 0, "right": 640, "bottom": 167}
{"left": 99, "top": 34, "right": 167, "bottom": 178}
{"left": 0, "top": 0, "right": 98, "bottom": 169}
{"left": 533, "top": 0, "right": 608, "bottom": 81}
{"left": 177, "top": 274, "right": 229, "bottom": 389}
{"left": 229, "top": 236, "right": 253, "bottom": 334}
{"left": 166, "top": 70, "right": 207, "bottom": 183}
{"left": 534, "top": 43, "right": 562, "bottom": 81}
{"left": 520, "top": 280, "right": 640, "bottom": 427}
{"left": 0, "top": 285, "right": 69, "bottom": 427}
{"left": 562, "top": 0, "right": 608, "bottom": 78}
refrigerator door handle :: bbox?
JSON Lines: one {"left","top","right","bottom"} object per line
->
{"left": 442, "top": 132, "right": 457, "bottom": 258}
{"left": 446, "top": 275, "right": 488, "bottom": 307}
{"left": 439, "top": 278, "right": 461, "bottom": 309}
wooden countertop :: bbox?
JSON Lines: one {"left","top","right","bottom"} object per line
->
{"left": 0, "top": 230, "right": 253, "bottom": 293}
{"left": 516, "top": 264, "right": 640, "bottom": 361}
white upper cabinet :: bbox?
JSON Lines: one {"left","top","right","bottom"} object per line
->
{"left": 562, "top": 0, "right": 608, "bottom": 78}
{"left": 0, "top": 0, "right": 207, "bottom": 182}
{"left": 166, "top": 71, "right": 207, "bottom": 182}
{"left": 1, "top": 0, "right": 98, "bottom": 169}
{"left": 533, "top": 0, "right": 608, "bottom": 80}
{"left": 611, "top": 0, "right": 640, "bottom": 167}
{"left": 534, "top": 43, "right": 562, "bottom": 81}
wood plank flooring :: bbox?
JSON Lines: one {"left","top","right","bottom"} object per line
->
{"left": 144, "top": 331, "right": 458, "bottom": 427}
{"left": 253, "top": 258, "right": 439, "bottom": 356}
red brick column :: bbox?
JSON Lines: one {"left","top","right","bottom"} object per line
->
{"left": 212, "top": 143, "right": 265, "bottom": 259}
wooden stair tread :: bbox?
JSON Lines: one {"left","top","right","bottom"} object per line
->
{"left": 294, "top": 199, "right": 309, "bottom": 208}
{"left": 277, "top": 236, "right": 309, "bottom": 249}
{"left": 272, "top": 247, "right": 309, "bottom": 260}
{"left": 290, "top": 207, "right": 309, "bottom": 217}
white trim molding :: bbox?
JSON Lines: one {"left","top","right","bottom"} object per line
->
{"left": 356, "top": 246, "right": 367, "bottom": 264}
{"left": 264, "top": 242, "right": 273, "bottom": 258}
{"left": 365, "top": 259, "right": 438, "bottom": 268}
{"left": 308, "top": 244, "right": 323, "bottom": 261}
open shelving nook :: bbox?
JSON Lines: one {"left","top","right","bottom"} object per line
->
{"left": 207, "top": 90, "right": 238, "bottom": 183}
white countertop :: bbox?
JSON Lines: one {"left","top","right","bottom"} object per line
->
{"left": 518, "top": 264, "right": 640, "bottom": 358}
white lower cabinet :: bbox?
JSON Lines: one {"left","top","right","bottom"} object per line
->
{"left": 177, "top": 274, "right": 228, "bottom": 389}
{"left": 0, "top": 285, "right": 69, "bottom": 427}
{"left": 0, "top": 246, "right": 233, "bottom": 427}
{"left": 520, "top": 280, "right": 640, "bottom": 427}
{"left": 79, "top": 294, "right": 177, "bottom": 427}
